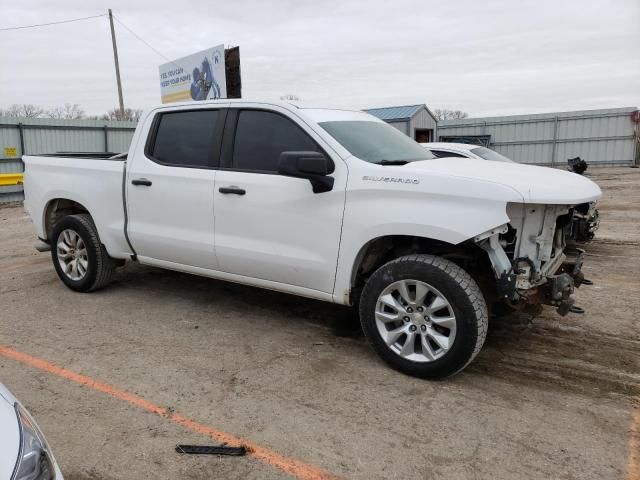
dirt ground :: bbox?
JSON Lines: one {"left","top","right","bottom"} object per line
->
{"left": 1, "top": 167, "right": 638, "bottom": 480}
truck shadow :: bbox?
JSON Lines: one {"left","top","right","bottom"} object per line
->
{"left": 110, "top": 263, "right": 364, "bottom": 339}
{"left": 109, "top": 264, "right": 640, "bottom": 399}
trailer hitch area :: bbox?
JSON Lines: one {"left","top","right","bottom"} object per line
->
{"left": 557, "top": 249, "right": 590, "bottom": 288}
{"left": 548, "top": 273, "right": 576, "bottom": 316}
{"left": 568, "top": 249, "right": 586, "bottom": 287}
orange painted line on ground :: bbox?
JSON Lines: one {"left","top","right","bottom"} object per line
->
{"left": 0, "top": 346, "right": 341, "bottom": 480}
{"left": 628, "top": 405, "right": 640, "bottom": 480}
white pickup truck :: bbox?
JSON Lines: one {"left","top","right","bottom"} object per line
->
{"left": 23, "top": 100, "right": 602, "bottom": 378}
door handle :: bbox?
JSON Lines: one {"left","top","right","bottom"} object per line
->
{"left": 132, "top": 178, "right": 152, "bottom": 186}
{"left": 219, "top": 186, "right": 246, "bottom": 195}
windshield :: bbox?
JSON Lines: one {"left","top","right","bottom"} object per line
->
{"left": 470, "top": 147, "right": 514, "bottom": 163}
{"left": 319, "top": 121, "right": 434, "bottom": 164}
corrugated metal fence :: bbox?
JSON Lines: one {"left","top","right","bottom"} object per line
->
{"left": 2, "top": 107, "right": 639, "bottom": 203}
{"left": 0, "top": 117, "right": 136, "bottom": 203}
{"left": 437, "top": 107, "right": 640, "bottom": 166}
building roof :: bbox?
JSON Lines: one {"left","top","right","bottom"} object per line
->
{"left": 364, "top": 104, "right": 425, "bottom": 121}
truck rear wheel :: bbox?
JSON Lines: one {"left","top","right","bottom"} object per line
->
{"left": 51, "top": 214, "right": 114, "bottom": 292}
{"left": 359, "top": 254, "right": 488, "bottom": 379}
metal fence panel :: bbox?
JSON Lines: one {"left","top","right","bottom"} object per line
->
{"left": 0, "top": 190, "right": 24, "bottom": 203}
{"left": 0, "top": 158, "right": 24, "bottom": 202}
{"left": 22, "top": 127, "right": 104, "bottom": 154}
{"left": 0, "top": 127, "right": 22, "bottom": 157}
{"left": 0, "top": 116, "right": 136, "bottom": 157}
{"left": 107, "top": 128, "right": 136, "bottom": 153}
{"left": 0, "top": 116, "right": 137, "bottom": 203}
{"left": 438, "top": 107, "right": 639, "bottom": 166}
{"left": 0, "top": 158, "right": 23, "bottom": 174}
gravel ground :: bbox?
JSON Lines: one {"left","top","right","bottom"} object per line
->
{"left": 1, "top": 167, "right": 638, "bottom": 480}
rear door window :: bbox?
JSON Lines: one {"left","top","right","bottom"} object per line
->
{"left": 149, "top": 110, "right": 220, "bottom": 168}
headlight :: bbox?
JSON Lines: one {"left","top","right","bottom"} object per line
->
{"left": 12, "top": 403, "right": 56, "bottom": 480}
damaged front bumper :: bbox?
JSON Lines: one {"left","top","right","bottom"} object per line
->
{"left": 569, "top": 203, "right": 600, "bottom": 243}
{"left": 514, "top": 248, "right": 585, "bottom": 316}
{"left": 476, "top": 203, "right": 592, "bottom": 316}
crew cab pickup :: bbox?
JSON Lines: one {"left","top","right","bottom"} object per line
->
{"left": 23, "top": 100, "right": 602, "bottom": 378}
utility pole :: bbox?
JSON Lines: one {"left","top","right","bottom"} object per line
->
{"left": 108, "top": 9, "right": 125, "bottom": 118}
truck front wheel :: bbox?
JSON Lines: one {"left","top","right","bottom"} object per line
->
{"left": 359, "top": 254, "right": 488, "bottom": 379}
{"left": 51, "top": 214, "right": 115, "bottom": 292}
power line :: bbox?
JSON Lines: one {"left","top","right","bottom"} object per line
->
{"left": 0, "top": 13, "right": 106, "bottom": 32}
{"left": 0, "top": 11, "right": 175, "bottom": 64}
{"left": 113, "top": 16, "right": 172, "bottom": 62}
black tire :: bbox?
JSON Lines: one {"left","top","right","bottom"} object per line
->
{"left": 50, "top": 213, "right": 114, "bottom": 292}
{"left": 359, "top": 254, "right": 488, "bottom": 379}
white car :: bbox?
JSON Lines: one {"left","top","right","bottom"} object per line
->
{"left": 0, "top": 383, "right": 63, "bottom": 480}
{"left": 22, "top": 100, "right": 601, "bottom": 378}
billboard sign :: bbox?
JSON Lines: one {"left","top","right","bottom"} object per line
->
{"left": 159, "top": 45, "right": 227, "bottom": 103}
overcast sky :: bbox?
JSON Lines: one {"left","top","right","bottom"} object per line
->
{"left": 0, "top": 0, "right": 638, "bottom": 117}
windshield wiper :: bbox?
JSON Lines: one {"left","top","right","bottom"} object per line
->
{"left": 378, "top": 160, "right": 409, "bottom": 166}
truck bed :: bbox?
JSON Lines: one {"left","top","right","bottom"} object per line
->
{"left": 22, "top": 154, "right": 132, "bottom": 259}
{"left": 36, "top": 152, "right": 126, "bottom": 159}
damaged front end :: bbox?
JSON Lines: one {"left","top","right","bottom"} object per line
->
{"left": 475, "top": 203, "right": 589, "bottom": 316}
{"left": 568, "top": 202, "right": 600, "bottom": 243}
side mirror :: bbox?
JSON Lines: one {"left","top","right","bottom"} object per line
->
{"left": 278, "top": 151, "right": 334, "bottom": 193}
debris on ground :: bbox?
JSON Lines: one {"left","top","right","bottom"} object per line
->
{"left": 175, "top": 444, "right": 247, "bottom": 456}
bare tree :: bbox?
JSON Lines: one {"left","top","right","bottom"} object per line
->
{"left": 1, "top": 104, "right": 46, "bottom": 118}
{"left": 46, "top": 103, "right": 85, "bottom": 119}
{"left": 433, "top": 109, "right": 469, "bottom": 121}
{"left": 100, "top": 108, "right": 143, "bottom": 122}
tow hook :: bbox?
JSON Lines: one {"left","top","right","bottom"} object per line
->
{"left": 549, "top": 273, "right": 576, "bottom": 316}
{"left": 567, "top": 249, "right": 587, "bottom": 287}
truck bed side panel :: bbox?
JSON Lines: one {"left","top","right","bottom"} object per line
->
{"left": 23, "top": 156, "right": 132, "bottom": 259}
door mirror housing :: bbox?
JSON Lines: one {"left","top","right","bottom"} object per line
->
{"left": 278, "top": 151, "right": 334, "bottom": 193}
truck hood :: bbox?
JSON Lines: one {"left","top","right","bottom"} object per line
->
{"left": 405, "top": 158, "right": 602, "bottom": 204}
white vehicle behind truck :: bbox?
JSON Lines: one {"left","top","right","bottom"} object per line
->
{"left": 23, "top": 100, "right": 601, "bottom": 378}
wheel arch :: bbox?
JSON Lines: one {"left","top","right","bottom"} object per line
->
{"left": 43, "top": 198, "right": 90, "bottom": 242}
{"left": 50, "top": 212, "right": 116, "bottom": 291}
{"left": 347, "top": 234, "right": 492, "bottom": 306}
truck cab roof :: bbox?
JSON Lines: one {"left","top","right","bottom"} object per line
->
{"left": 142, "top": 99, "right": 382, "bottom": 124}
